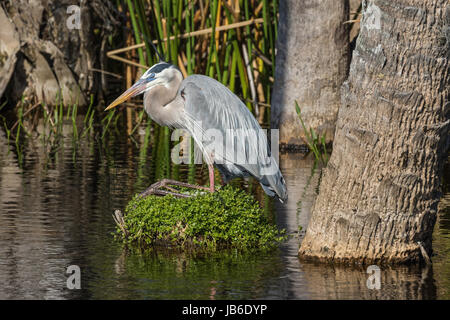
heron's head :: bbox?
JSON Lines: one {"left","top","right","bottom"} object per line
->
{"left": 105, "top": 62, "right": 181, "bottom": 111}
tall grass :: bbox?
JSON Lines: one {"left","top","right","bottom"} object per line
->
{"left": 116, "top": 0, "right": 278, "bottom": 121}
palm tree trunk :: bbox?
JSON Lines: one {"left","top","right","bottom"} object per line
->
{"left": 299, "top": 0, "right": 449, "bottom": 264}
{"left": 271, "top": 0, "right": 350, "bottom": 148}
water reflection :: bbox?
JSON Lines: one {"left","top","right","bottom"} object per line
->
{"left": 300, "top": 263, "right": 437, "bottom": 299}
{"left": 0, "top": 121, "right": 449, "bottom": 299}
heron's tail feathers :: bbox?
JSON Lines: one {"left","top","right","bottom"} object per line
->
{"left": 259, "top": 170, "right": 288, "bottom": 203}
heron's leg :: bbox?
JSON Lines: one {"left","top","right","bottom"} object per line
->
{"left": 208, "top": 165, "right": 215, "bottom": 193}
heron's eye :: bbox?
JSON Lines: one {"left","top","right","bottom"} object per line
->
{"left": 143, "top": 71, "right": 155, "bottom": 79}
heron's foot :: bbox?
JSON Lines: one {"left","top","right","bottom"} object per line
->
{"left": 139, "top": 179, "right": 210, "bottom": 198}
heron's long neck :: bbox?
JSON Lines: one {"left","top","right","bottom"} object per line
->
{"left": 143, "top": 74, "right": 183, "bottom": 126}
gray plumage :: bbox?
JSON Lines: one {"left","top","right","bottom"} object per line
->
{"left": 108, "top": 62, "right": 287, "bottom": 202}
{"left": 179, "top": 75, "right": 288, "bottom": 202}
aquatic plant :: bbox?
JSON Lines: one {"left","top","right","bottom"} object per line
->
{"left": 295, "top": 100, "right": 329, "bottom": 165}
{"left": 114, "top": 185, "right": 287, "bottom": 250}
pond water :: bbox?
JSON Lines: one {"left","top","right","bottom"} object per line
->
{"left": 0, "top": 118, "right": 449, "bottom": 299}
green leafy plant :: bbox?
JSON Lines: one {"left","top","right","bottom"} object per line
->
{"left": 295, "top": 100, "right": 329, "bottom": 165}
{"left": 114, "top": 185, "right": 287, "bottom": 250}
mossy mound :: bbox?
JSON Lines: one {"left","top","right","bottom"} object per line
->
{"left": 114, "top": 185, "right": 286, "bottom": 250}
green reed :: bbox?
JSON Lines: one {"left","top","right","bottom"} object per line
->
{"left": 121, "top": 0, "right": 278, "bottom": 114}
{"left": 295, "top": 100, "right": 329, "bottom": 165}
{"left": 1, "top": 91, "right": 121, "bottom": 168}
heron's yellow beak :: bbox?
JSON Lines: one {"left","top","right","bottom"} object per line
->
{"left": 104, "top": 81, "right": 146, "bottom": 111}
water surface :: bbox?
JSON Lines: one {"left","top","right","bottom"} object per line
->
{"left": 0, "top": 120, "right": 448, "bottom": 299}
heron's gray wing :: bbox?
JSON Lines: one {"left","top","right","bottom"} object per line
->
{"left": 180, "top": 75, "right": 263, "bottom": 166}
{"left": 179, "top": 75, "right": 287, "bottom": 201}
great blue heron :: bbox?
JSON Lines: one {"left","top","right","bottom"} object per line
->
{"left": 105, "top": 62, "right": 288, "bottom": 202}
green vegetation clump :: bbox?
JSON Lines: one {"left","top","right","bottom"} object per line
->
{"left": 115, "top": 185, "right": 286, "bottom": 250}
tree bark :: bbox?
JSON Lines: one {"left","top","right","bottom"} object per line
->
{"left": 299, "top": 0, "right": 450, "bottom": 264}
{"left": 0, "top": 7, "right": 20, "bottom": 99}
{"left": 1, "top": 0, "right": 119, "bottom": 107}
{"left": 271, "top": 0, "right": 350, "bottom": 148}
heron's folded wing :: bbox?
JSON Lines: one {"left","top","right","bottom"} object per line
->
{"left": 179, "top": 75, "right": 275, "bottom": 177}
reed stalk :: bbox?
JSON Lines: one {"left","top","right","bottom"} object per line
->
{"left": 109, "top": 0, "right": 278, "bottom": 120}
